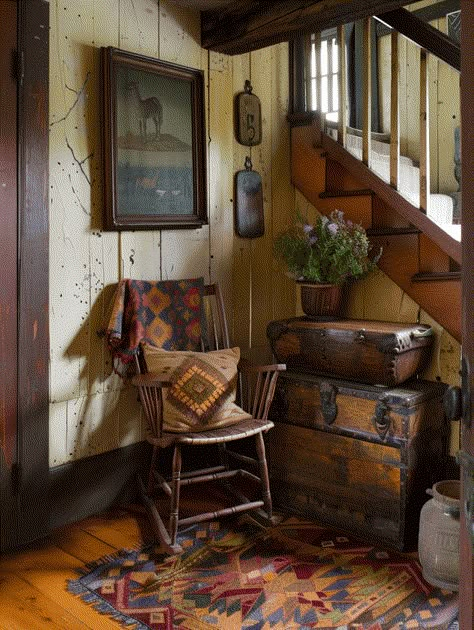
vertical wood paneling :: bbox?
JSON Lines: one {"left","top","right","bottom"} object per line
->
{"left": 49, "top": 401, "right": 68, "bottom": 467}
{"left": 271, "top": 43, "right": 295, "bottom": 324}
{"left": 249, "top": 47, "right": 273, "bottom": 364}
{"left": 419, "top": 49, "right": 430, "bottom": 213}
{"left": 87, "top": 0, "right": 121, "bottom": 396}
{"left": 437, "top": 18, "right": 460, "bottom": 194}
{"left": 50, "top": 0, "right": 295, "bottom": 463}
{"left": 208, "top": 51, "right": 234, "bottom": 316}
{"left": 232, "top": 53, "right": 252, "bottom": 354}
{"left": 160, "top": 1, "right": 209, "bottom": 283}
{"left": 50, "top": 0, "right": 96, "bottom": 403}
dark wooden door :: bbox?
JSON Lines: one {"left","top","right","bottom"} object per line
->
{"left": 0, "top": 0, "right": 49, "bottom": 551}
{"left": 460, "top": 0, "right": 474, "bottom": 625}
{"left": 0, "top": 0, "right": 19, "bottom": 551}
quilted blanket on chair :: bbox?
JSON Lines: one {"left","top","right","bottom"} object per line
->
{"left": 103, "top": 278, "right": 205, "bottom": 363}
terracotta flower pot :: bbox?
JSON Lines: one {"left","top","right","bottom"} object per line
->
{"left": 298, "top": 282, "right": 343, "bottom": 317}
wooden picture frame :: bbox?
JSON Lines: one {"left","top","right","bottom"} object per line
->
{"left": 101, "top": 47, "right": 207, "bottom": 230}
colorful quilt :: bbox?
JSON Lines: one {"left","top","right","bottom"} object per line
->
{"left": 69, "top": 517, "right": 459, "bottom": 629}
{"left": 102, "top": 278, "right": 205, "bottom": 363}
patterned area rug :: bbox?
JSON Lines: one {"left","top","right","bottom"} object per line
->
{"left": 68, "top": 517, "right": 458, "bottom": 629}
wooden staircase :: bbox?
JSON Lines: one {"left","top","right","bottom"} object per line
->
{"left": 291, "top": 122, "right": 461, "bottom": 341}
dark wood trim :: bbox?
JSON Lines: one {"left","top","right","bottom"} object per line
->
{"left": 49, "top": 442, "right": 151, "bottom": 531}
{"left": 367, "top": 226, "right": 420, "bottom": 236}
{"left": 320, "top": 132, "right": 462, "bottom": 265}
{"left": 376, "top": 8, "right": 460, "bottom": 71}
{"left": 459, "top": 0, "right": 474, "bottom": 625}
{"left": 411, "top": 271, "right": 461, "bottom": 283}
{"left": 201, "top": 0, "right": 410, "bottom": 55}
{"left": 320, "top": 189, "right": 373, "bottom": 198}
{"left": 0, "top": 0, "right": 18, "bottom": 553}
{"left": 289, "top": 37, "right": 306, "bottom": 114}
{"left": 15, "top": 0, "right": 50, "bottom": 548}
{"left": 376, "top": 0, "right": 460, "bottom": 38}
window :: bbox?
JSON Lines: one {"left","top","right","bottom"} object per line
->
{"left": 307, "top": 29, "right": 339, "bottom": 122}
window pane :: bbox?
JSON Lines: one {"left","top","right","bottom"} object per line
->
{"left": 321, "top": 76, "right": 328, "bottom": 112}
{"left": 321, "top": 40, "right": 328, "bottom": 75}
{"left": 311, "top": 77, "right": 317, "bottom": 111}
{"left": 311, "top": 43, "right": 316, "bottom": 78}
{"left": 332, "top": 38, "right": 338, "bottom": 73}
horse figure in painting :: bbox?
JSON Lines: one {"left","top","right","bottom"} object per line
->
{"left": 126, "top": 81, "right": 163, "bottom": 141}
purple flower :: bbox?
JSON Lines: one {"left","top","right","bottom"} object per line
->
{"left": 327, "top": 223, "right": 338, "bottom": 235}
{"left": 309, "top": 235, "right": 318, "bottom": 245}
{"left": 303, "top": 224, "right": 313, "bottom": 234}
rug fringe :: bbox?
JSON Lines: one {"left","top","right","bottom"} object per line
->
{"left": 67, "top": 577, "right": 148, "bottom": 629}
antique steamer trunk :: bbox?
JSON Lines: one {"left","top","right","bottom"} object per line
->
{"left": 267, "top": 318, "right": 434, "bottom": 386}
{"left": 268, "top": 372, "right": 449, "bottom": 550}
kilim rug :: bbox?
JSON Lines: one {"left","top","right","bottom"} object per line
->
{"left": 68, "top": 517, "right": 459, "bottom": 630}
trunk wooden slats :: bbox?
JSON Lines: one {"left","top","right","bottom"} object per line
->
{"left": 268, "top": 372, "right": 449, "bottom": 549}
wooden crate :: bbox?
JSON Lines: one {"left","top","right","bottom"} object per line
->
{"left": 268, "top": 372, "right": 449, "bottom": 550}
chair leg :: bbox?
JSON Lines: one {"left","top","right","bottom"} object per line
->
{"left": 147, "top": 445, "right": 159, "bottom": 496}
{"left": 218, "top": 443, "right": 230, "bottom": 471}
{"left": 255, "top": 432, "right": 273, "bottom": 520}
{"left": 138, "top": 475, "right": 183, "bottom": 555}
{"left": 169, "top": 444, "right": 182, "bottom": 548}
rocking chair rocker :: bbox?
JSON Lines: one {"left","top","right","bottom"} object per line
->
{"left": 130, "top": 283, "right": 285, "bottom": 554}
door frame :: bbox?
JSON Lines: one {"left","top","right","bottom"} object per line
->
{"left": 460, "top": 1, "right": 474, "bottom": 625}
{"left": 0, "top": 0, "right": 49, "bottom": 551}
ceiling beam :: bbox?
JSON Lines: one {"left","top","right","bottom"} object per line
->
{"left": 201, "top": 0, "right": 411, "bottom": 55}
{"left": 376, "top": 0, "right": 460, "bottom": 38}
{"left": 376, "top": 8, "right": 460, "bottom": 71}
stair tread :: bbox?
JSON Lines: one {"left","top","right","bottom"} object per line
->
{"left": 412, "top": 271, "right": 461, "bottom": 282}
{"left": 320, "top": 189, "right": 373, "bottom": 198}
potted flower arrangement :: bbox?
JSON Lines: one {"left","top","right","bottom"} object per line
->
{"left": 274, "top": 210, "right": 381, "bottom": 316}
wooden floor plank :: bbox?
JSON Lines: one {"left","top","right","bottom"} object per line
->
{"left": 0, "top": 544, "right": 122, "bottom": 629}
{"left": 0, "top": 572, "right": 92, "bottom": 630}
{"left": 78, "top": 508, "right": 151, "bottom": 551}
{"left": 51, "top": 525, "right": 118, "bottom": 565}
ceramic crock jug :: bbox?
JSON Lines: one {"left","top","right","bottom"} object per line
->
{"left": 418, "top": 479, "right": 460, "bottom": 591}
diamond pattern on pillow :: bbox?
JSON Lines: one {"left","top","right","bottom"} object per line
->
{"left": 167, "top": 355, "right": 233, "bottom": 423}
{"left": 141, "top": 345, "right": 252, "bottom": 432}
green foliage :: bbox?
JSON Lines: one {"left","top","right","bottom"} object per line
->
{"left": 274, "top": 210, "right": 382, "bottom": 285}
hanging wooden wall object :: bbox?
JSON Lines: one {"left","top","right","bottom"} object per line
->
{"left": 235, "top": 80, "right": 262, "bottom": 146}
{"left": 234, "top": 156, "right": 264, "bottom": 238}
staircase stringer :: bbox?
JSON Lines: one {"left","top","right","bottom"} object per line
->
{"left": 290, "top": 125, "right": 461, "bottom": 341}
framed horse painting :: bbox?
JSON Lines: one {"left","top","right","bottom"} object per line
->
{"left": 101, "top": 47, "right": 207, "bottom": 230}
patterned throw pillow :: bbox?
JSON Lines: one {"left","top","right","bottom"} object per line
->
{"left": 142, "top": 345, "right": 252, "bottom": 433}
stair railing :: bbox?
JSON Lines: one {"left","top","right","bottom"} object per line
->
{"left": 302, "top": 15, "right": 461, "bottom": 240}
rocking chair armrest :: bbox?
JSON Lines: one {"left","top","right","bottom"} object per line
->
{"left": 238, "top": 358, "right": 286, "bottom": 374}
{"left": 131, "top": 373, "right": 172, "bottom": 388}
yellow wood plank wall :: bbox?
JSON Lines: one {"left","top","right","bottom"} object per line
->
{"left": 49, "top": 0, "right": 295, "bottom": 466}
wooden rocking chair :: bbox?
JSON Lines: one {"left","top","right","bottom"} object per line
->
{"left": 131, "top": 283, "right": 285, "bottom": 554}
